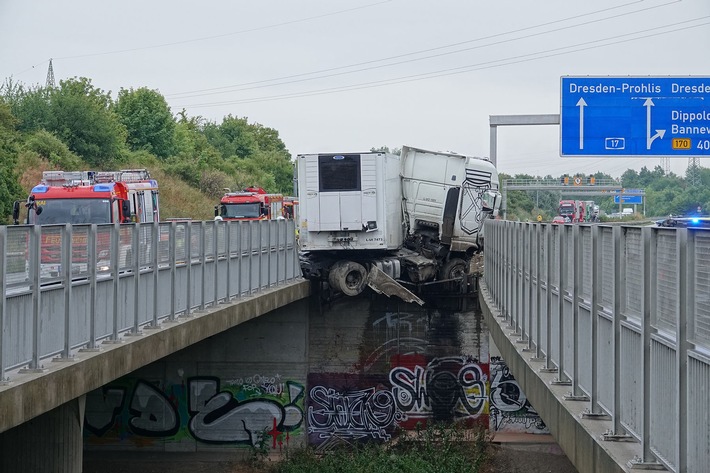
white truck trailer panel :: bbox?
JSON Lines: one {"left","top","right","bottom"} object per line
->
{"left": 297, "top": 152, "right": 403, "bottom": 251}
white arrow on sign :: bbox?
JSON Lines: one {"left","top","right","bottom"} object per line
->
{"left": 644, "top": 98, "right": 666, "bottom": 149}
{"left": 577, "top": 98, "right": 587, "bottom": 150}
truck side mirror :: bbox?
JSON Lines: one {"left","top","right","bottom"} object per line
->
{"left": 122, "top": 200, "right": 131, "bottom": 222}
{"left": 12, "top": 201, "right": 20, "bottom": 225}
{"left": 214, "top": 205, "right": 219, "bottom": 217}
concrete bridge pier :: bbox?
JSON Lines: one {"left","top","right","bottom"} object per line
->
{"left": 0, "top": 396, "right": 85, "bottom": 472}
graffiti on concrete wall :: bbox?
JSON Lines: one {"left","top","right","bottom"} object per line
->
{"left": 390, "top": 355, "right": 488, "bottom": 426}
{"left": 307, "top": 355, "right": 489, "bottom": 449}
{"left": 489, "top": 357, "right": 548, "bottom": 434}
{"left": 85, "top": 375, "right": 305, "bottom": 448}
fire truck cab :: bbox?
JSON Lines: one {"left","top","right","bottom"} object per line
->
{"left": 15, "top": 169, "right": 159, "bottom": 225}
{"left": 215, "top": 187, "right": 284, "bottom": 221}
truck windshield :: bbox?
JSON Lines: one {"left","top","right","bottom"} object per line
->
{"left": 559, "top": 204, "right": 575, "bottom": 216}
{"left": 29, "top": 198, "right": 112, "bottom": 225}
{"left": 221, "top": 203, "right": 261, "bottom": 219}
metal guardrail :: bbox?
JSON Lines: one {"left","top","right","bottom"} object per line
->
{"left": 483, "top": 220, "right": 710, "bottom": 473}
{"left": 0, "top": 220, "right": 300, "bottom": 382}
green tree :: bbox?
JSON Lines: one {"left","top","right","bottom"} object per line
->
{"left": 0, "top": 79, "right": 52, "bottom": 133}
{"left": 114, "top": 87, "right": 175, "bottom": 158}
{"left": 23, "top": 129, "right": 83, "bottom": 170}
{"left": 48, "top": 77, "right": 127, "bottom": 166}
{"left": 203, "top": 115, "right": 257, "bottom": 160}
{"left": 0, "top": 102, "right": 26, "bottom": 219}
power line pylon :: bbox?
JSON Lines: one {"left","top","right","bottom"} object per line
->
{"left": 686, "top": 156, "right": 701, "bottom": 187}
{"left": 45, "top": 59, "right": 55, "bottom": 88}
{"left": 660, "top": 156, "right": 670, "bottom": 175}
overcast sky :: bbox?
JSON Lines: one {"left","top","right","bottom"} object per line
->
{"left": 2, "top": 0, "right": 709, "bottom": 178}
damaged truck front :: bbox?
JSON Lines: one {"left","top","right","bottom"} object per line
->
{"left": 296, "top": 146, "right": 500, "bottom": 303}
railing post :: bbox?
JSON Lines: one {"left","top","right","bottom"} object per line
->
{"left": 676, "top": 228, "right": 688, "bottom": 472}
{"left": 151, "top": 222, "right": 159, "bottom": 328}
{"left": 25, "top": 225, "right": 44, "bottom": 372}
{"left": 58, "top": 223, "right": 74, "bottom": 361}
{"left": 635, "top": 226, "right": 662, "bottom": 465}
{"left": 131, "top": 223, "right": 141, "bottom": 335}
{"left": 553, "top": 225, "right": 570, "bottom": 385}
{"left": 542, "top": 224, "right": 556, "bottom": 372}
{"left": 525, "top": 223, "right": 534, "bottom": 350}
{"left": 249, "top": 221, "right": 254, "bottom": 294}
{"left": 584, "top": 225, "right": 605, "bottom": 417}
{"left": 0, "top": 227, "right": 6, "bottom": 382}
{"left": 214, "top": 220, "right": 219, "bottom": 305}
{"left": 184, "top": 222, "right": 192, "bottom": 317}
{"left": 199, "top": 221, "right": 206, "bottom": 311}
{"left": 257, "top": 220, "right": 269, "bottom": 292}
{"left": 169, "top": 221, "right": 177, "bottom": 320}
{"left": 566, "top": 225, "right": 586, "bottom": 399}
{"left": 267, "top": 220, "right": 272, "bottom": 287}
{"left": 225, "top": 222, "right": 232, "bottom": 300}
{"left": 108, "top": 223, "right": 121, "bottom": 343}
{"left": 612, "top": 225, "right": 623, "bottom": 434}
{"left": 505, "top": 221, "right": 512, "bottom": 321}
{"left": 83, "top": 225, "right": 100, "bottom": 351}
{"left": 532, "top": 223, "right": 544, "bottom": 360}
{"left": 238, "top": 222, "right": 243, "bottom": 297}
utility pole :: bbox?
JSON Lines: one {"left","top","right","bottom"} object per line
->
{"left": 45, "top": 59, "right": 55, "bottom": 88}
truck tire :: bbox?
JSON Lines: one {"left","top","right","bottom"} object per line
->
{"left": 328, "top": 260, "right": 368, "bottom": 296}
{"left": 439, "top": 258, "right": 467, "bottom": 280}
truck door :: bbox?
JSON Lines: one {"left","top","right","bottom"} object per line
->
{"left": 308, "top": 154, "right": 369, "bottom": 232}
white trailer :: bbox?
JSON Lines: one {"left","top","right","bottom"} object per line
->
{"left": 296, "top": 147, "right": 501, "bottom": 303}
{"left": 297, "top": 152, "right": 403, "bottom": 252}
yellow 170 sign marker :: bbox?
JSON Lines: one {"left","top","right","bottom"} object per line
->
{"left": 672, "top": 138, "right": 691, "bottom": 150}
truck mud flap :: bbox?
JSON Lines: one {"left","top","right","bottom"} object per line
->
{"left": 366, "top": 265, "right": 425, "bottom": 306}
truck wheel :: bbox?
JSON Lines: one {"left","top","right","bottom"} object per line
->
{"left": 439, "top": 258, "right": 467, "bottom": 280}
{"left": 328, "top": 260, "right": 367, "bottom": 296}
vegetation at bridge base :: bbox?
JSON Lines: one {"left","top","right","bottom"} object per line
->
{"left": 255, "top": 422, "right": 489, "bottom": 473}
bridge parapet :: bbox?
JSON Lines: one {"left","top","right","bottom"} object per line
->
{"left": 482, "top": 220, "right": 710, "bottom": 473}
{"left": 0, "top": 220, "right": 300, "bottom": 382}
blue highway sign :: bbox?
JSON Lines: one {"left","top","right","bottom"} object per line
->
{"left": 614, "top": 195, "right": 643, "bottom": 204}
{"left": 560, "top": 76, "right": 710, "bottom": 156}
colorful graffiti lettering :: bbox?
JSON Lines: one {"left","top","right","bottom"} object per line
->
{"left": 188, "top": 377, "right": 303, "bottom": 445}
{"left": 489, "top": 357, "right": 548, "bottom": 433}
{"left": 308, "top": 385, "right": 400, "bottom": 444}
{"left": 85, "top": 376, "right": 305, "bottom": 448}
{"left": 390, "top": 356, "right": 488, "bottom": 424}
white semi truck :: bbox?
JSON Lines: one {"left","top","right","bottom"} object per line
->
{"left": 296, "top": 146, "right": 500, "bottom": 303}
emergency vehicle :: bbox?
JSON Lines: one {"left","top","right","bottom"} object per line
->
{"left": 215, "top": 187, "right": 284, "bottom": 221}
{"left": 13, "top": 169, "right": 159, "bottom": 277}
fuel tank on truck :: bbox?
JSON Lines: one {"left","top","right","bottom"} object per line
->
{"left": 400, "top": 145, "right": 500, "bottom": 253}
{"left": 297, "top": 152, "right": 403, "bottom": 252}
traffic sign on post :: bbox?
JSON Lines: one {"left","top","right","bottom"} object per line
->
{"left": 560, "top": 76, "right": 710, "bottom": 156}
{"left": 614, "top": 195, "right": 643, "bottom": 204}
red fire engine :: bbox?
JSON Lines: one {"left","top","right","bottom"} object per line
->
{"left": 215, "top": 187, "right": 284, "bottom": 221}
{"left": 13, "top": 169, "right": 159, "bottom": 277}
{"left": 16, "top": 169, "right": 159, "bottom": 225}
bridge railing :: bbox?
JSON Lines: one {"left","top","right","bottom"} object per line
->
{"left": 0, "top": 219, "right": 300, "bottom": 382}
{"left": 483, "top": 220, "right": 710, "bottom": 473}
